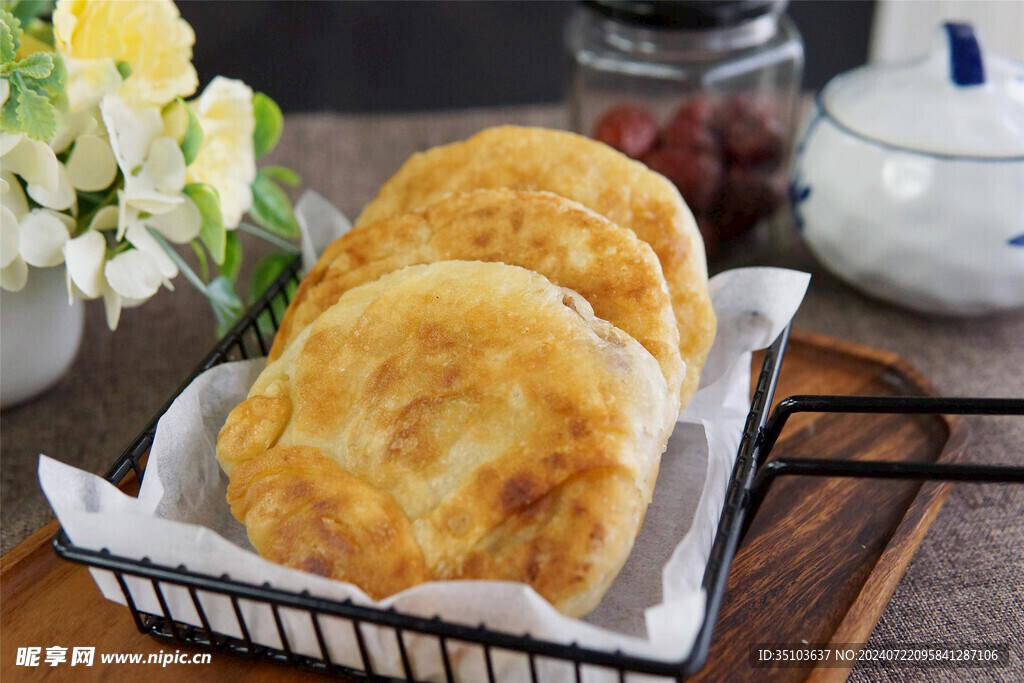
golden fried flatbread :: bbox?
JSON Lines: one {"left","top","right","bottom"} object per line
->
{"left": 356, "top": 126, "right": 716, "bottom": 405}
{"left": 219, "top": 261, "right": 674, "bottom": 616}
{"left": 268, "top": 189, "right": 683, "bottom": 410}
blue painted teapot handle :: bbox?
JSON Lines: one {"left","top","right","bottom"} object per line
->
{"left": 943, "top": 22, "right": 985, "bottom": 86}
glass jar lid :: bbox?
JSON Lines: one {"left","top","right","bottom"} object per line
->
{"left": 583, "top": 1, "right": 782, "bottom": 30}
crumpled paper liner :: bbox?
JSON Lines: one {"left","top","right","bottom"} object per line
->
{"left": 39, "top": 192, "right": 808, "bottom": 682}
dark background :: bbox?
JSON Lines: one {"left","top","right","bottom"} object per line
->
{"left": 178, "top": 0, "right": 876, "bottom": 113}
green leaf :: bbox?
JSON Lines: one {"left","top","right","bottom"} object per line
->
{"left": 207, "top": 275, "right": 244, "bottom": 337}
{"left": 220, "top": 230, "right": 242, "bottom": 282}
{"left": 259, "top": 165, "right": 299, "bottom": 186}
{"left": 183, "top": 182, "right": 226, "bottom": 264}
{"left": 249, "top": 251, "right": 296, "bottom": 338}
{"left": 115, "top": 60, "right": 132, "bottom": 80}
{"left": 249, "top": 169, "right": 299, "bottom": 239}
{"left": 9, "top": 0, "right": 53, "bottom": 26}
{"left": 15, "top": 81, "right": 54, "bottom": 140}
{"left": 1, "top": 9, "right": 20, "bottom": 65}
{"left": 50, "top": 84, "right": 66, "bottom": 112}
{"left": 249, "top": 251, "right": 294, "bottom": 302}
{"left": 252, "top": 91, "right": 283, "bottom": 158}
{"left": 22, "top": 17, "right": 53, "bottom": 48}
{"left": 1, "top": 79, "right": 20, "bottom": 130}
{"left": 32, "top": 52, "right": 63, "bottom": 95}
{"left": 13, "top": 50, "right": 50, "bottom": 78}
{"left": 190, "top": 239, "right": 210, "bottom": 282}
{"left": 180, "top": 103, "right": 202, "bottom": 165}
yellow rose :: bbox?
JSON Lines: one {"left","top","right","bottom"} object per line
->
{"left": 186, "top": 77, "right": 256, "bottom": 229}
{"left": 54, "top": 0, "right": 198, "bottom": 108}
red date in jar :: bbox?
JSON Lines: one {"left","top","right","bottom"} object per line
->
{"left": 592, "top": 105, "right": 659, "bottom": 160}
{"left": 590, "top": 95, "right": 789, "bottom": 257}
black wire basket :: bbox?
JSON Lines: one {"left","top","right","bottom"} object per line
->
{"left": 52, "top": 255, "right": 1024, "bottom": 682}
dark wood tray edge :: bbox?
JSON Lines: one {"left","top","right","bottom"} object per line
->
{"left": 784, "top": 330, "right": 970, "bottom": 683}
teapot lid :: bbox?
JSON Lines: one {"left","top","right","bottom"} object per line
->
{"left": 821, "top": 22, "right": 1024, "bottom": 159}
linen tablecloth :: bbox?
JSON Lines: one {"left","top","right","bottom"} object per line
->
{"left": 2, "top": 107, "right": 1021, "bottom": 681}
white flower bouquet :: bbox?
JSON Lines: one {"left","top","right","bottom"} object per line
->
{"left": 1, "top": 0, "right": 300, "bottom": 332}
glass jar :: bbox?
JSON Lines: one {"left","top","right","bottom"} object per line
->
{"left": 566, "top": 1, "right": 804, "bottom": 262}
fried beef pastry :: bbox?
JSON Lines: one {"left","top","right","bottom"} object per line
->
{"left": 218, "top": 261, "right": 675, "bottom": 616}
{"left": 355, "top": 126, "right": 716, "bottom": 406}
{"left": 268, "top": 189, "right": 684, "bottom": 412}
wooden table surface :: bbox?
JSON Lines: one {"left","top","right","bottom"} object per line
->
{"left": 2, "top": 106, "right": 1022, "bottom": 681}
{"left": 1, "top": 522, "right": 321, "bottom": 682}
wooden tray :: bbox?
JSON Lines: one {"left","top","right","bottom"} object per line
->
{"left": 695, "top": 329, "right": 966, "bottom": 683}
{"left": 0, "top": 330, "right": 965, "bottom": 682}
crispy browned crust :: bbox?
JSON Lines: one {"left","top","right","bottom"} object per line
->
{"left": 216, "top": 381, "right": 291, "bottom": 477}
{"left": 442, "top": 465, "right": 645, "bottom": 618}
{"left": 218, "top": 261, "right": 674, "bottom": 616}
{"left": 354, "top": 126, "right": 716, "bottom": 406}
{"left": 268, "top": 189, "right": 683, "bottom": 409}
{"left": 227, "top": 445, "right": 431, "bottom": 599}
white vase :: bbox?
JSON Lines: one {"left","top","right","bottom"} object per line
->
{"left": 1, "top": 266, "right": 84, "bottom": 409}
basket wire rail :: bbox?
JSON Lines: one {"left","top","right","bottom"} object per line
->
{"left": 51, "top": 255, "right": 1024, "bottom": 681}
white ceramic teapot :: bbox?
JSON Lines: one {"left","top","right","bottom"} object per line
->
{"left": 791, "top": 22, "right": 1024, "bottom": 315}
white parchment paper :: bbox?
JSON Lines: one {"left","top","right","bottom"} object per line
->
{"left": 39, "top": 192, "right": 809, "bottom": 682}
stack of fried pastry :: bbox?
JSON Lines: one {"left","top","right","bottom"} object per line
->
{"left": 216, "top": 126, "right": 716, "bottom": 617}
